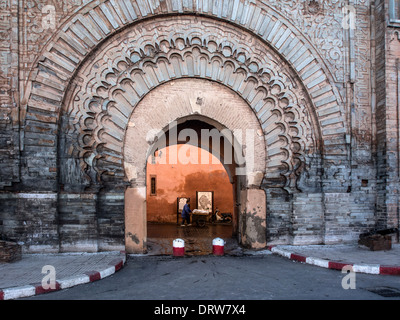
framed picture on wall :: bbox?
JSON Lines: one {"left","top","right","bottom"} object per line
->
{"left": 196, "top": 191, "right": 214, "bottom": 213}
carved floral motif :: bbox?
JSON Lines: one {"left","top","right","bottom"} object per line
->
{"left": 266, "top": 0, "right": 345, "bottom": 82}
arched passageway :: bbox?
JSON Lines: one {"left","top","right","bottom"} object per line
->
{"left": 146, "top": 143, "right": 235, "bottom": 255}
{"left": 123, "top": 79, "right": 267, "bottom": 253}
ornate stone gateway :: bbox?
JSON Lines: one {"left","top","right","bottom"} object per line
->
{"left": 2, "top": 0, "right": 390, "bottom": 253}
{"left": 56, "top": 14, "right": 333, "bottom": 253}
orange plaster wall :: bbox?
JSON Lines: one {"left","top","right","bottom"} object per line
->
{"left": 146, "top": 145, "right": 234, "bottom": 223}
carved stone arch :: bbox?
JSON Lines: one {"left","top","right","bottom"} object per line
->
{"left": 59, "top": 16, "right": 319, "bottom": 195}
{"left": 24, "top": 0, "right": 346, "bottom": 142}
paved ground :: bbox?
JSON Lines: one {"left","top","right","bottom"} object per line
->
{"left": 1, "top": 223, "right": 400, "bottom": 300}
{"left": 147, "top": 222, "right": 237, "bottom": 255}
{"left": 22, "top": 254, "right": 400, "bottom": 301}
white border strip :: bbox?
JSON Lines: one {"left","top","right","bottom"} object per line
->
{"left": 306, "top": 256, "right": 330, "bottom": 268}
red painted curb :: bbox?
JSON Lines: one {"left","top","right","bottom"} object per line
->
{"left": 379, "top": 265, "right": 400, "bottom": 276}
{"left": 85, "top": 271, "right": 101, "bottom": 282}
{"left": 34, "top": 282, "right": 61, "bottom": 295}
{"left": 109, "top": 258, "right": 124, "bottom": 272}
{"left": 0, "top": 290, "right": 4, "bottom": 300}
{"left": 328, "top": 261, "right": 351, "bottom": 270}
{"left": 290, "top": 253, "right": 306, "bottom": 263}
{"left": 115, "top": 260, "right": 124, "bottom": 272}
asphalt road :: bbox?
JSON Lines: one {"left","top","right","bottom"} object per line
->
{"left": 22, "top": 253, "right": 400, "bottom": 302}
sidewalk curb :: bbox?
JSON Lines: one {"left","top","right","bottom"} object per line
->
{"left": 0, "top": 252, "right": 126, "bottom": 300}
{"left": 267, "top": 246, "right": 400, "bottom": 276}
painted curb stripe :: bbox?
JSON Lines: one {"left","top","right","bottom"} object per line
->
{"left": 0, "top": 254, "right": 126, "bottom": 300}
{"left": 268, "top": 247, "right": 400, "bottom": 276}
{"left": 85, "top": 271, "right": 101, "bottom": 282}
{"left": 58, "top": 275, "right": 90, "bottom": 289}
{"left": 290, "top": 253, "right": 306, "bottom": 263}
{"left": 305, "top": 256, "right": 329, "bottom": 268}
{"left": 110, "top": 258, "right": 124, "bottom": 272}
{"left": 328, "top": 261, "right": 351, "bottom": 270}
{"left": 270, "top": 247, "right": 291, "bottom": 258}
{"left": 115, "top": 260, "right": 124, "bottom": 271}
{"left": 34, "top": 282, "right": 61, "bottom": 295}
{"left": 100, "top": 266, "right": 116, "bottom": 279}
{"left": 352, "top": 264, "right": 380, "bottom": 275}
{"left": 2, "top": 285, "right": 36, "bottom": 300}
{"left": 380, "top": 265, "right": 400, "bottom": 275}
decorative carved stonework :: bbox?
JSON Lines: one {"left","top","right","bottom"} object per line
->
{"left": 62, "top": 17, "right": 318, "bottom": 192}
{"left": 304, "top": 0, "right": 323, "bottom": 15}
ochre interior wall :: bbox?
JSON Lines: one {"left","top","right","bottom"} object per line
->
{"left": 146, "top": 145, "right": 234, "bottom": 223}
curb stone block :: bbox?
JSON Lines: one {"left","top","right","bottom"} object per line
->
{"left": 328, "top": 261, "right": 351, "bottom": 270}
{"left": 0, "top": 254, "right": 126, "bottom": 300}
{"left": 379, "top": 265, "right": 400, "bottom": 275}
{"left": 268, "top": 246, "right": 400, "bottom": 276}
{"left": 290, "top": 253, "right": 306, "bottom": 263}
{"left": 34, "top": 282, "right": 61, "bottom": 295}
{"left": 85, "top": 271, "right": 101, "bottom": 282}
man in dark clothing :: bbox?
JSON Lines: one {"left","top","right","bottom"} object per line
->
{"left": 181, "top": 199, "right": 192, "bottom": 226}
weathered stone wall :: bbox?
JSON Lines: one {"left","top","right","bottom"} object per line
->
{"left": 0, "top": 193, "right": 58, "bottom": 252}
{"left": 0, "top": 0, "right": 398, "bottom": 252}
{"left": 0, "top": 0, "right": 20, "bottom": 190}
{"left": 372, "top": 0, "right": 400, "bottom": 233}
{"left": 381, "top": 0, "right": 400, "bottom": 231}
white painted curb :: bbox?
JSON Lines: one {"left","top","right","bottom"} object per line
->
{"left": 0, "top": 253, "right": 126, "bottom": 300}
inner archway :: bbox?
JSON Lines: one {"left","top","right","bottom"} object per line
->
{"left": 146, "top": 143, "right": 236, "bottom": 255}
{"left": 143, "top": 116, "right": 248, "bottom": 254}
{"left": 123, "top": 78, "right": 267, "bottom": 253}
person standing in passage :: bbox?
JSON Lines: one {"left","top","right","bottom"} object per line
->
{"left": 181, "top": 199, "right": 192, "bottom": 227}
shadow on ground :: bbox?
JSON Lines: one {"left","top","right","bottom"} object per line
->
{"left": 146, "top": 222, "right": 243, "bottom": 256}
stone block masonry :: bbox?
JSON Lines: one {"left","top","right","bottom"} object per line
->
{"left": 0, "top": 193, "right": 59, "bottom": 253}
{"left": 0, "top": 0, "right": 398, "bottom": 253}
